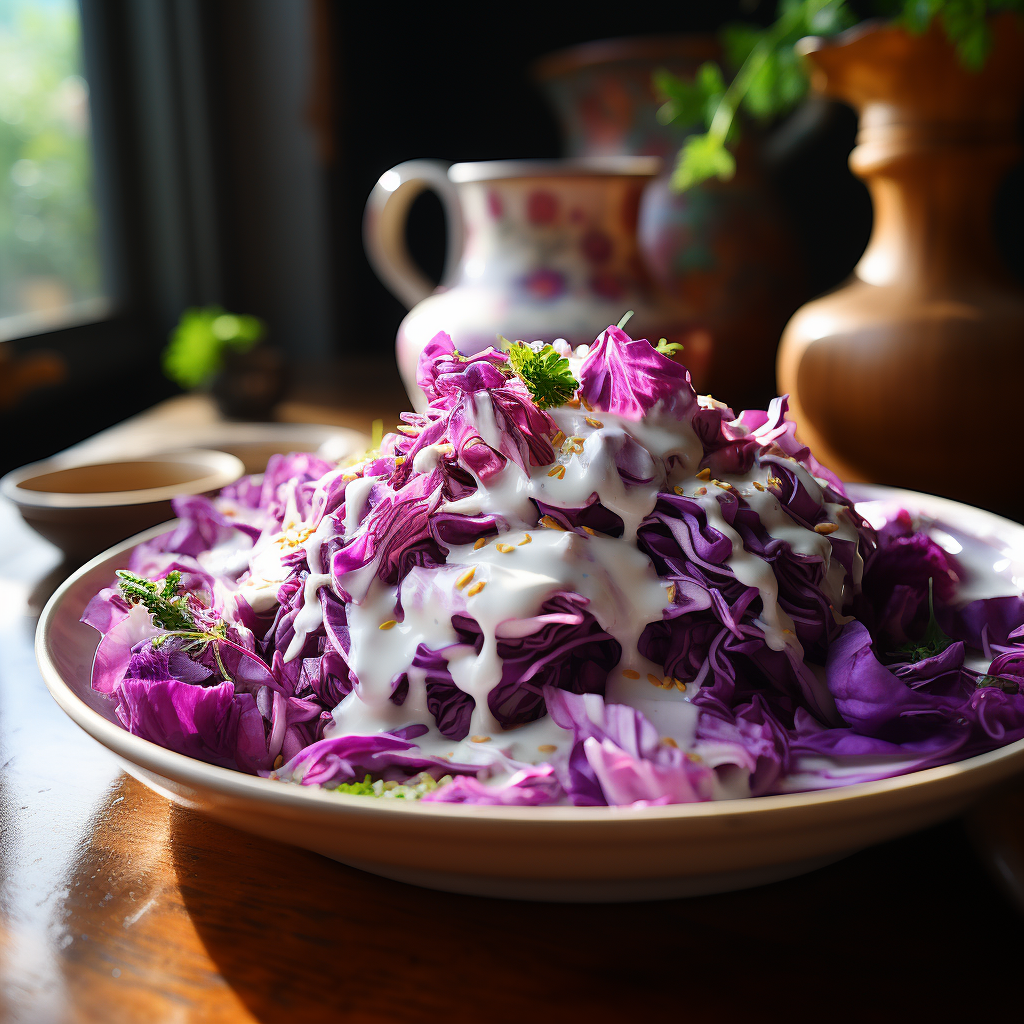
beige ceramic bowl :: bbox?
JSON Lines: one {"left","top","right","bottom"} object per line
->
{"left": 35, "top": 486, "right": 1024, "bottom": 901}
{"left": 1, "top": 449, "right": 244, "bottom": 561}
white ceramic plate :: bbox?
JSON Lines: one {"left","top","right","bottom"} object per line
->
{"left": 35, "top": 485, "right": 1024, "bottom": 902}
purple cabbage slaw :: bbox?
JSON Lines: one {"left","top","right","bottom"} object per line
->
{"left": 81, "top": 326, "right": 1024, "bottom": 806}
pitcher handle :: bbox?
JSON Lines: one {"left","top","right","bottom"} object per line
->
{"left": 363, "top": 160, "right": 465, "bottom": 310}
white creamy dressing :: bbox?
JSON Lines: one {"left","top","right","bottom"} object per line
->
{"left": 231, "top": 387, "right": 861, "bottom": 773}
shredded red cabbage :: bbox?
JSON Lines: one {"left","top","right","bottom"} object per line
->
{"left": 82, "top": 325, "right": 1024, "bottom": 806}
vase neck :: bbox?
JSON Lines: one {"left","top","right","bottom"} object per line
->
{"left": 850, "top": 118, "right": 1020, "bottom": 290}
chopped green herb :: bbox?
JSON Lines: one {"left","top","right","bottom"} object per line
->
{"left": 329, "top": 772, "right": 450, "bottom": 799}
{"left": 501, "top": 339, "right": 580, "bottom": 410}
{"left": 975, "top": 675, "right": 1020, "bottom": 695}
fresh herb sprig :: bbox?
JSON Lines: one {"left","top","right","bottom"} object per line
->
{"left": 893, "top": 579, "right": 955, "bottom": 663}
{"left": 117, "top": 569, "right": 231, "bottom": 678}
{"left": 117, "top": 570, "right": 197, "bottom": 632}
{"left": 657, "top": 0, "right": 1024, "bottom": 192}
{"left": 500, "top": 338, "right": 580, "bottom": 410}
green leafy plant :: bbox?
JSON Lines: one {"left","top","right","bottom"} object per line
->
{"left": 657, "top": 0, "right": 1024, "bottom": 192}
{"left": 500, "top": 338, "right": 580, "bottom": 410}
{"left": 162, "top": 306, "right": 265, "bottom": 390}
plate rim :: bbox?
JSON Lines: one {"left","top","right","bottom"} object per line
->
{"left": 35, "top": 483, "right": 1024, "bottom": 828}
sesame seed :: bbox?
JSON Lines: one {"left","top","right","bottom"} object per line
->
{"left": 782, "top": 628, "right": 794, "bottom": 634}
{"left": 585, "top": 416, "right": 604, "bottom": 429}
{"left": 539, "top": 515, "right": 566, "bottom": 531}
{"left": 394, "top": 456, "right": 405, "bottom": 465}
{"left": 623, "top": 669, "right": 640, "bottom": 679}
{"left": 342, "top": 473, "right": 358, "bottom": 482}
{"left": 436, "top": 443, "right": 455, "bottom": 455}
{"left": 714, "top": 479, "right": 731, "bottom": 489}
{"left": 673, "top": 485, "right": 685, "bottom": 496}
{"left": 581, "top": 397, "right": 593, "bottom": 411}
{"left": 273, "top": 754, "right": 284, "bottom": 769}
{"left": 566, "top": 397, "right": 581, "bottom": 408}
{"left": 456, "top": 567, "right": 476, "bottom": 589}
{"left": 496, "top": 543, "right": 515, "bottom": 553}
{"left": 695, "top": 486, "right": 707, "bottom": 496}
{"left": 547, "top": 465, "right": 566, "bottom": 479}
{"left": 466, "top": 581, "right": 486, "bottom": 596}
{"left": 753, "top": 481, "right": 765, "bottom": 491}
{"left": 470, "top": 735, "right": 491, "bottom": 743}
{"left": 696, "top": 468, "right": 711, "bottom": 480}
{"left": 537, "top": 744, "right": 557, "bottom": 753}
{"left": 396, "top": 425, "right": 421, "bottom": 436}
{"left": 660, "top": 737, "right": 679, "bottom": 749}
{"left": 647, "top": 673, "right": 662, "bottom": 687}
{"left": 814, "top": 522, "right": 839, "bottom": 535}
{"left": 551, "top": 430, "right": 566, "bottom": 447}
{"left": 582, "top": 526, "right": 596, "bottom": 536}
{"left": 675, "top": 678, "right": 686, "bottom": 692}
{"left": 518, "top": 534, "right": 532, "bottom": 545}
{"left": 379, "top": 620, "right": 397, "bottom": 630}
{"left": 666, "top": 584, "right": 677, "bottom": 602}
{"left": 464, "top": 437, "right": 485, "bottom": 448}
{"left": 474, "top": 537, "right": 488, "bottom": 549}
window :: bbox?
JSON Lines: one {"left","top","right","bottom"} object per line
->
{"left": 0, "top": 0, "right": 107, "bottom": 342}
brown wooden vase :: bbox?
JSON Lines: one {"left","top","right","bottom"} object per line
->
{"left": 776, "top": 15, "right": 1024, "bottom": 518}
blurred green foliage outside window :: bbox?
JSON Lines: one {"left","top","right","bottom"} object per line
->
{"left": 0, "top": 0, "right": 105, "bottom": 337}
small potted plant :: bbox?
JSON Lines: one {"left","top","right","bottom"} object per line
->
{"left": 163, "top": 307, "right": 287, "bottom": 421}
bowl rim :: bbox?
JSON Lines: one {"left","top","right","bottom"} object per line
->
{"left": 34, "top": 485, "right": 1024, "bottom": 828}
{"left": 1, "top": 449, "right": 245, "bottom": 510}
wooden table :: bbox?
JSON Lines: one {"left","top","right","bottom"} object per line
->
{"left": 2, "top": 445, "right": 1023, "bottom": 1024}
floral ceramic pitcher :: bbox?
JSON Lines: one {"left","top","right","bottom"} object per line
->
{"left": 363, "top": 157, "right": 702, "bottom": 409}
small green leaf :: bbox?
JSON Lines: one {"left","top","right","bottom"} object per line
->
{"left": 975, "top": 674, "right": 1020, "bottom": 694}
{"left": 671, "top": 132, "right": 737, "bottom": 192}
{"left": 655, "top": 62, "right": 727, "bottom": 132}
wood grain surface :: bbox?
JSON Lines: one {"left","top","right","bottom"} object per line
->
{"left": 2, "top": 405, "right": 1022, "bottom": 1024}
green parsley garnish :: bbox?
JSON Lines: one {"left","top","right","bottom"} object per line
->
{"left": 501, "top": 338, "right": 580, "bottom": 410}
{"left": 656, "top": 338, "right": 684, "bottom": 356}
{"left": 893, "top": 579, "right": 955, "bottom": 663}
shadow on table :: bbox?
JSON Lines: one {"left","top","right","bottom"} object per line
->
{"left": 169, "top": 806, "right": 1023, "bottom": 1024}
